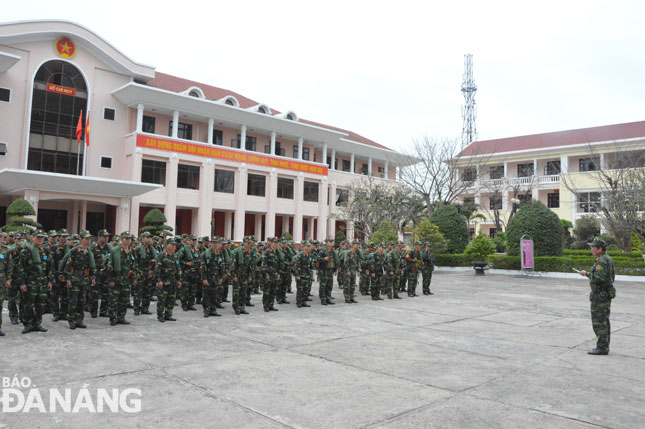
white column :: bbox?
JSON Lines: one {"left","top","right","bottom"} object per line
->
{"left": 281, "top": 215, "right": 290, "bottom": 236}
{"left": 368, "top": 157, "right": 372, "bottom": 176}
{"left": 233, "top": 164, "right": 247, "bottom": 240}
{"left": 384, "top": 160, "right": 389, "bottom": 179}
{"left": 307, "top": 217, "right": 315, "bottom": 240}
{"left": 198, "top": 159, "right": 214, "bottom": 237}
{"left": 331, "top": 148, "right": 336, "bottom": 169}
{"left": 293, "top": 173, "right": 304, "bottom": 241}
{"left": 600, "top": 153, "right": 605, "bottom": 170}
{"left": 317, "top": 177, "right": 328, "bottom": 240}
{"left": 266, "top": 168, "right": 277, "bottom": 238}
{"left": 560, "top": 155, "right": 569, "bottom": 174}
{"left": 297, "top": 137, "right": 303, "bottom": 160}
{"left": 503, "top": 161, "right": 508, "bottom": 178}
{"left": 130, "top": 148, "right": 144, "bottom": 233}
{"left": 347, "top": 221, "right": 354, "bottom": 241}
{"left": 207, "top": 119, "right": 214, "bottom": 144}
{"left": 240, "top": 125, "right": 247, "bottom": 151}
{"left": 224, "top": 211, "right": 233, "bottom": 239}
{"left": 80, "top": 200, "right": 88, "bottom": 231}
{"left": 172, "top": 111, "right": 179, "bottom": 138}
{"left": 165, "top": 155, "right": 179, "bottom": 233}
{"left": 270, "top": 131, "right": 276, "bottom": 155}
{"left": 136, "top": 104, "right": 144, "bottom": 133}
{"left": 350, "top": 153, "right": 355, "bottom": 174}
{"left": 71, "top": 200, "right": 80, "bottom": 233}
{"left": 115, "top": 198, "right": 131, "bottom": 234}
{"left": 322, "top": 143, "right": 328, "bottom": 165}
{"left": 254, "top": 213, "right": 263, "bottom": 240}
{"left": 533, "top": 159, "right": 538, "bottom": 176}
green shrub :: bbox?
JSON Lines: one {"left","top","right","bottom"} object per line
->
{"left": 414, "top": 218, "right": 447, "bottom": 255}
{"left": 281, "top": 231, "right": 293, "bottom": 241}
{"left": 140, "top": 208, "right": 173, "bottom": 236}
{"left": 434, "top": 254, "right": 473, "bottom": 267}
{"left": 1, "top": 198, "right": 41, "bottom": 232}
{"left": 492, "top": 231, "right": 507, "bottom": 253}
{"left": 371, "top": 221, "right": 398, "bottom": 245}
{"left": 572, "top": 215, "right": 600, "bottom": 249}
{"left": 560, "top": 219, "right": 573, "bottom": 248}
{"left": 334, "top": 231, "right": 346, "bottom": 247}
{"left": 429, "top": 204, "right": 469, "bottom": 253}
{"left": 506, "top": 201, "right": 563, "bottom": 257}
{"left": 464, "top": 234, "right": 496, "bottom": 261}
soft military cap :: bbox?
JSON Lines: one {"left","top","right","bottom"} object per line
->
{"left": 98, "top": 229, "right": 110, "bottom": 237}
{"left": 79, "top": 230, "right": 92, "bottom": 238}
{"left": 121, "top": 231, "right": 133, "bottom": 238}
{"left": 34, "top": 229, "right": 47, "bottom": 238}
{"left": 58, "top": 228, "right": 69, "bottom": 237}
{"left": 588, "top": 237, "right": 607, "bottom": 249}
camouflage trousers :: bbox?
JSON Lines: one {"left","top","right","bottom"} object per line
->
{"left": 109, "top": 277, "right": 132, "bottom": 322}
{"left": 337, "top": 268, "right": 345, "bottom": 289}
{"left": 359, "top": 273, "right": 370, "bottom": 295}
{"left": 385, "top": 273, "right": 400, "bottom": 299}
{"left": 370, "top": 274, "right": 384, "bottom": 299}
{"left": 157, "top": 282, "right": 177, "bottom": 318}
{"left": 591, "top": 297, "right": 611, "bottom": 352}
{"left": 201, "top": 279, "right": 217, "bottom": 315}
{"left": 50, "top": 279, "right": 69, "bottom": 318}
{"left": 276, "top": 271, "right": 290, "bottom": 302}
{"left": 181, "top": 270, "right": 199, "bottom": 308}
{"left": 262, "top": 276, "right": 279, "bottom": 310}
{"left": 68, "top": 279, "right": 88, "bottom": 325}
{"left": 87, "top": 275, "right": 103, "bottom": 314}
{"left": 0, "top": 290, "right": 4, "bottom": 328}
{"left": 406, "top": 271, "right": 419, "bottom": 296}
{"left": 399, "top": 271, "right": 407, "bottom": 292}
{"left": 422, "top": 270, "right": 433, "bottom": 294}
{"left": 296, "top": 276, "right": 312, "bottom": 306}
{"left": 134, "top": 271, "right": 155, "bottom": 312}
{"left": 344, "top": 272, "right": 357, "bottom": 302}
{"left": 318, "top": 270, "right": 334, "bottom": 302}
{"left": 21, "top": 280, "right": 47, "bottom": 329}
{"left": 232, "top": 278, "right": 247, "bottom": 312}
{"left": 8, "top": 281, "right": 21, "bottom": 322}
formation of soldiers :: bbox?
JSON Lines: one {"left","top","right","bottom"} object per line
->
{"left": 0, "top": 228, "right": 436, "bottom": 335}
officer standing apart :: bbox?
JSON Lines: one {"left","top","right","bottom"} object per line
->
{"left": 578, "top": 238, "right": 616, "bottom": 355}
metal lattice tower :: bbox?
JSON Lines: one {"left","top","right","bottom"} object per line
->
{"left": 461, "top": 54, "right": 478, "bottom": 148}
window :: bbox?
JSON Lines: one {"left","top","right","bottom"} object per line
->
{"left": 462, "top": 168, "right": 477, "bottom": 182}
{"left": 302, "top": 147, "right": 310, "bottom": 161}
{"left": 214, "top": 169, "right": 234, "bottom": 193}
{"left": 546, "top": 160, "right": 561, "bottom": 175}
{"left": 579, "top": 157, "right": 600, "bottom": 172}
{"left": 212, "top": 129, "right": 223, "bottom": 145}
{"left": 489, "top": 165, "right": 504, "bottom": 179}
{"left": 142, "top": 115, "right": 155, "bottom": 133}
{"left": 247, "top": 173, "right": 266, "bottom": 196}
{"left": 177, "top": 164, "right": 200, "bottom": 189}
{"left": 188, "top": 90, "right": 201, "bottom": 98}
{"left": 464, "top": 197, "right": 475, "bottom": 205}
{"left": 517, "top": 163, "right": 534, "bottom": 177}
{"left": 489, "top": 195, "right": 502, "bottom": 210}
{"left": 264, "top": 145, "right": 271, "bottom": 154}
{"left": 489, "top": 228, "right": 497, "bottom": 238}
{"left": 100, "top": 156, "right": 112, "bottom": 169}
{"left": 293, "top": 145, "right": 298, "bottom": 159}
{"left": 0, "top": 142, "right": 7, "bottom": 156}
{"left": 336, "top": 189, "right": 349, "bottom": 206}
{"left": 277, "top": 177, "right": 294, "bottom": 199}
{"left": 577, "top": 192, "right": 601, "bottom": 213}
{"left": 342, "top": 160, "right": 351, "bottom": 172}
{"left": 103, "top": 107, "right": 115, "bottom": 121}
{"left": 303, "top": 181, "right": 319, "bottom": 202}
{"left": 547, "top": 192, "right": 560, "bottom": 208}
{"left": 141, "top": 159, "right": 166, "bottom": 185}
{"left": 0, "top": 87, "right": 11, "bottom": 103}
{"left": 275, "top": 141, "right": 285, "bottom": 156}
{"left": 361, "top": 163, "right": 368, "bottom": 175}
{"left": 518, "top": 193, "right": 532, "bottom": 204}
{"left": 378, "top": 166, "right": 384, "bottom": 173}
{"left": 169, "top": 121, "right": 193, "bottom": 140}
{"left": 236, "top": 134, "right": 256, "bottom": 151}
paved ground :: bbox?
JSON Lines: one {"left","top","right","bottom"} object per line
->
{"left": 1, "top": 272, "right": 644, "bottom": 428}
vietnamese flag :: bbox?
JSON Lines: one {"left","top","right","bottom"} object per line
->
{"left": 84, "top": 111, "right": 90, "bottom": 147}
{"left": 75, "top": 109, "right": 83, "bottom": 143}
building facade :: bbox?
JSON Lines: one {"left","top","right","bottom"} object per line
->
{"left": 0, "top": 20, "right": 407, "bottom": 241}
{"left": 454, "top": 121, "right": 645, "bottom": 237}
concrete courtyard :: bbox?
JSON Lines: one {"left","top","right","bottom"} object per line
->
{"left": 1, "top": 271, "right": 644, "bottom": 428}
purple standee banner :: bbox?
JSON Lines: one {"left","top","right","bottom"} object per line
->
{"left": 521, "top": 239, "right": 534, "bottom": 269}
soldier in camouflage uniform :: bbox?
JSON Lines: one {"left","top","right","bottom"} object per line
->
{"left": 421, "top": 242, "right": 435, "bottom": 295}
{"left": 0, "top": 240, "right": 12, "bottom": 336}
{"left": 343, "top": 240, "right": 361, "bottom": 304}
{"left": 89, "top": 229, "right": 111, "bottom": 318}
{"left": 261, "top": 237, "right": 282, "bottom": 312}
{"left": 63, "top": 231, "right": 96, "bottom": 329}
{"left": 404, "top": 241, "right": 422, "bottom": 297}
{"left": 359, "top": 242, "right": 373, "bottom": 296}
{"left": 337, "top": 240, "right": 349, "bottom": 290}
{"left": 155, "top": 238, "right": 182, "bottom": 322}
{"left": 317, "top": 237, "right": 339, "bottom": 305}
{"left": 385, "top": 242, "right": 402, "bottom": 299}
{"left": 222, "top": 240, "right": 233, "bottom": 303}
{"left": 251, "top": 241, "right": 263, "bottom": 297}
{"left": 134, "top": 232, "right": 157, "bottom": 315}
{"left": 50, "top": 229, "right": 71, "bottom": 322}
{"left": 231, "top": 236, "right": 254, "bottom": 315}
{"left": 178, "top": 235, "right": 199, "bottom": 311}
{"left": 370, "top": 243, "right": 387, "bottom": 301}
{"left": 7, "top": 234, "right": 25, "bottom": 325}
{"left": 293, "top": 240, "right": 314, "bottom": 308}
{"left": 276, "top": 239, "right": 293, "bottom": 304}
{"left": 579, "top": 238, "right": 616, "bottom": 355}
{"left": 17, "top": 230, "right": 52, "bottom": 334}
{"left": 106, "top": 232, "right": 137, "bottom": 326}
{"left": 200, "top": 237, "right": 224, "bottom": 317}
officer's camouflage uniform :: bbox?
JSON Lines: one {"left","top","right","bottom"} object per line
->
{"left": 277, "top": 243, "right": 294, "bottom": 304}
{"left": 250, "top": 246, "right": 264, "bottom": 302}
{"left": 232, "top": 244, "right": 254, "bottom": 314}
{"left": 370, "top": 249, "right": 387, "bottom": 300}
{"left": 50, "top": 241, "right": 71, "bottom": 320}
{"left": 90, "top": 240, "right": 111, "bottom": 317}
{"left": 8, "top": 242, "right": 25, "bottom": 324}
{"left": 63, "top": 244, "right": 96, "bottom": 327}
{"left": 0, "top": 244, "right": 13, "bottom": 334}
{"left": 359, "top": 248, "right": 372, "bottom": 296}
{"left": 421, "top": 248, "right": 434, "bottom": 295}
{"left": 385, "top": 248, "right": 401, "bottom": 299}
{"left": 586, "top": 252, "right": 616, "bottom": 353}
{"left": 106, "top": 244, "right": 136, "bottom": 323}
{"left": 404, "top": 248, "right": 421, "bottom": 297}
{"left": 344, "top": 248, "right": 361, "bottom": 303}
{"left": 178, "top": 242, "right": 200, "bottom": 310}
{"left": 18, "top": 241, "right": 52, "bottom": 331}
{"left": 293, "top": 247, "right": 314, "bottom": 307}
{"left": 135, "top": 241, "right": 157, "bottom": 314}
{"left": 155, "top": 248, "right": 181, "bottom": 320}
{"left": 261, "top": 243, "right": 282, "bottom": 311}
{"left": 317, "top": 243, "right": 339, "bottom": 305}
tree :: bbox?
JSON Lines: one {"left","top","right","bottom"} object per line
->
{"left": 1, "top": 198, "right": 41, "bottom": 233}
{"left": 429, "top": 204, "right": 469, "bottom": 253}
{"left": 371, "top": 221, "right": 399, "bottom": 245}
{"left": 571, "top": 215, "right": 600, "bottom": 250}
{"left": 464, "top": 234, "right": 496, "bottom": 261}
{"left": 459, "top": 201, "right": 486, "bottom": 238}
{"left": 506, "top": 201, "right": 563, "bottom": 256}
{"left": 336, "top": 176, "right": 425, "bottom": 239}
{"left": 414, "top": 218, "right": 447, "bottom": 255}
{"left": 475, "top": 174, "right": 538, "bottom": 232}
{"left": 560, "top": 219, "right": 573, "bottom": 249}
{"left": 139, "top": 209, "right": 173, "bottom": 236}
{"left": 397, "top": 136, "right": 492, "bottom": 212}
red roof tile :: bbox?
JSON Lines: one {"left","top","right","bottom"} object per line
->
{"left": 459, "top": 120, "right": 645, "bottom": 157}
{"left": 147, "top": 72, "right": 392, "bottom": 151}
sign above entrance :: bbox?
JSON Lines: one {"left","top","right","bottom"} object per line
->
{"left": 46, "top": 83, "right": 76, "bottom": 97}
{"left": 136, "top": 134, "right": 329, "bottom": 176}
{"left": 54, "top": 37, "right": 77, "bottom": 59}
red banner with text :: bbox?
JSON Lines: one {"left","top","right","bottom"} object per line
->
{"left": 136, "top": 134, "right": 328, "bottom": 176}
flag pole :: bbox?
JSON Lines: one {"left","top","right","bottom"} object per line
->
{"left": 76, "top": 135, "right": 80, "bottom": 175}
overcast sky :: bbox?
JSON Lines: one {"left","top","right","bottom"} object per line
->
{"left": 5, "top": 1, "right": 645, "bottom": 151}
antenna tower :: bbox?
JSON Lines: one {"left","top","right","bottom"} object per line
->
{"left": 461, "top": 54, "right": 478, "bottom": 148}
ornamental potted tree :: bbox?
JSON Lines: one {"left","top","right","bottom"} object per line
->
{"left": 464, "top": 234, "right": 497, "bottom": 275}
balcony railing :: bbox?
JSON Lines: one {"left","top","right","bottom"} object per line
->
{"left": 538, "top": 174, "right": 560, "bottom": 184}
{"left": 461, "top": 174, "right": 562, "bottom": 188}
{"left": 507, "top": 176, "right": 534, "bottom": 186}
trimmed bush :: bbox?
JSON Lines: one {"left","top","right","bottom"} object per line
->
{"left": 464, "top": 234, "right": 496, "bottom": 261}
{"left": 414, "top": 218, "right": 447, "bottom": 255}
{"left": 429, "top": 204, "right": 469, "bottom": 253}
{"left": 140, "top": 209, "right": 173, "bottom": 236}
{"left": 506, "top": 201, "right": 563, "bottom": 257}
{"left": 572, "top": 215, "right": 600, "bottom": 249}
{"left": 371, "top": 221, "right": 398, "bottom": 245}
{"left": 492, "top": 231, "right": 507, "bottom": 253}
{"left": 1, "top": 198, "right": 41, "bottom": 232}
